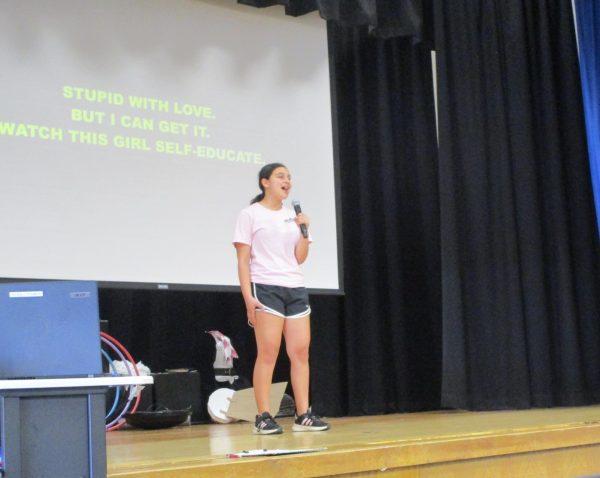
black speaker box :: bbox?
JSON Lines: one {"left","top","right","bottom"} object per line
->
{"left": 151, "top": 371, "right": 208, "bottom": 424}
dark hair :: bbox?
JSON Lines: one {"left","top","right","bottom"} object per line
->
{"left": 250, "top": 162, "right": 287, "bottom": 204}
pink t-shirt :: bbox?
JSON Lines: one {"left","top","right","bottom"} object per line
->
{"left": 233, "top": 203, "right": 309, "bottom": 288}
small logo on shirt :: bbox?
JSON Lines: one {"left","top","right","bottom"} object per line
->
{"left": 284, "top": 217, "right": 296, "bottom": 223}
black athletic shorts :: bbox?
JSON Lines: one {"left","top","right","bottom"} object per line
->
{"left": 252, "top": 283, "right": 311, "bottom": 319}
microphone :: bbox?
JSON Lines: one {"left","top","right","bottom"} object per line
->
{"left": 291, "top": 199, "right": 308, "bottom": 238}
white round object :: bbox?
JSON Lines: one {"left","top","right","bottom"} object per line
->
{"left": 207, "top": 388, "right": 236, "bottom": 423}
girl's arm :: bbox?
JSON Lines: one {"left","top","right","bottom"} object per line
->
{"left": 294, "top": 212, "right": 310, "bottom": 264}
{"left": 235, "top": 243, "right": 261, "bottom": 326}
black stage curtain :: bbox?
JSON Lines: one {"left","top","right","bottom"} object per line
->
{"left": 238, "top": 0, "right": 428, "bottom": 41}
{"left": 327, "top": 23, "right": 441, "bottom": 414}
{"left": 100, "top": 22, "right": 441, "bottom": 417}
{"left": 434, "top": 0, "right": 600, "bottom": 410}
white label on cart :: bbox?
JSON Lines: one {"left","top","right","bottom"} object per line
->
{"left": 8, "top": 291, "right": 43, "bottom": 298}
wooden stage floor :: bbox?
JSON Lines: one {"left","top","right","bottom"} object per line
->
{"left": 107, "top": 405, "right": 600, "bottom": 477}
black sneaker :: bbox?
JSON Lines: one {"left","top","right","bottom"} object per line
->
{"left": 292, "top": 408, "right": 330, "bottom": 432}
{"left": 253, "top": 412, "right": 283, "bottom": 435}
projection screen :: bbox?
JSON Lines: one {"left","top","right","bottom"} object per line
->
{"left": 0, "top": 0, "right": 341, "bottom": 291}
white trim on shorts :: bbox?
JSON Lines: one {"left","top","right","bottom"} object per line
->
{"left": 252, "top": 283, "right": 286, "bottom": 318}
{"left": 251, "top": 283, "right": 311, "bottom": 320}
{"left": 285, "top": 308, "right": 311, "bottom": 319}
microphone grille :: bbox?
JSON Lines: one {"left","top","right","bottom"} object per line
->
{"left": 291, "top": 199, "right": 300, "bottom": 206}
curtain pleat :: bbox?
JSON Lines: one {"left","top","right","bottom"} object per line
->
{"left": 328, "top": 23, "right": 441, "bottom": 414}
